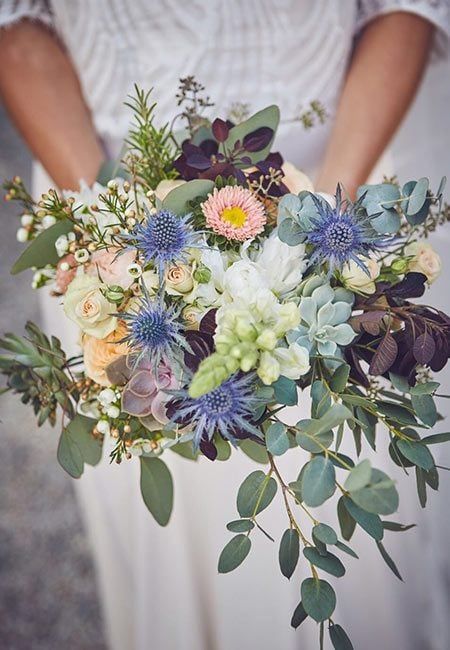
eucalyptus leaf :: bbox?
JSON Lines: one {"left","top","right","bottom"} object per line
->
{"left": 329, "top": 623, "right": 354, "bottom": 650}
{"left": 218, "top": 534, "right": 251, "bottom": 573}
{"left": 344, "top": 459, "right": 372, "bottom": 492}
{"left": 335, "top": 541, "right": 359, "bottom": 559}
{"left": 57, "top": 428, "right": 84, "bottom": 479}
{"left": 301, "top": 456, "right": 336, "bottom": 507}
{"left": 303, "top": 547, "right": 345, "bottom": 578}
{"left": 422, "top": 432, "right": 450, "bottom": 445}
{"left": 410, "top": 381, "right": 440, "bottom": 395}
{"left": 343, "top": 497, "right": 384, "bottom": 540}
{"left": 140, "top": 457, "right": 173, "bottom": 526}
{"left": 12, "top": 220, "right": 73, "bottom": 274}
{"left": 266, "top": 422, "right": 290, "bottom": 456}
{"left": 406, "top": 177, "right": 429, "bottom": 216}
{"left": 272, "top": 375, "right": 298, "bottom": 406}
{"left": 239, "top": 439, "right": 269, "bottom": 464}
{"left": 291, "top": 602, "right": 308, "bottom": 629}
{"left": 411, "top": 393, "right": 437, "bottom": 427}
{"left": 163, "top": 179, "right": 214, "bottom": 215}
{"left": 301, "top": 578, "right": 336, "bottom": 623}
{"left": 237, "top": 470, "right": 277, "bottom": 517}
{"left": 337, "top": 496, "right": 356, "bottom": 541}
{"left": 277, "top": 217, "right": 306, "bottom": 246}
{"left": 226, "top": 519, "right": 254, "bottom": 533}
{"left": 279, "top": 529, "right": 300, "bottom": 579}
{"left": 224, "top": 104, "right": 280, "bottom": 164}
{"left": 330, "top": 364, "right": 351, "bottom": 393}
{"left": 313, "top": 523, "right": 338, "bottom": 546}
{"left": 349, "top": 468, "right": 399, "bottom": 515}
{"left": 415, "top": 466, "right": 427, "bottom": 508}
{"left": 376, "top": 541, "right": 403, "bottom": 581}
{"left": 397, "top": 439, "right": 434, "bottom": 471}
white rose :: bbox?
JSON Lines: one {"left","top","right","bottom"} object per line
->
{"left": 405, "top": 242, "right": 442, "bottom": 283}
{"left": 223, "top": 259, "right": 270, "bottom": 302}
{"left": 64, "top": 274, "right": 116, "bottom": 338}
{"left": 155, "top": 179, "right": 186, "bottom": 202}
{"left": 342, "top": 257, "right": 381, "bottom": 295}
{"left": 281, "top": 162, "right": 314, "bottom": 194}
{"left": 165, "top": 264, "right": 194, "bottom": 295}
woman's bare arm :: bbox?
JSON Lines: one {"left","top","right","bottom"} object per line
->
{"left": 0, "top": 20, "right": 104, "bottom": 190}
{"left": 316, "top": 12, "right": 435, "bottom": 198}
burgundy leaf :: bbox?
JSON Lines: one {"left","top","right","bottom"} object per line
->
{"left": 388, "top": 272, "right": 427, "bottom": 299}
{"left": 344, "top": 347, "right": 370, "bottom": 387}
{"left": 242, "top": 127, "right": 273, "bottom": 152}
{"left": 199, "top": 438, "right": 217, "bottom": 461}
{"left": 430, "top": 333, "right": 448, "bottom": 372}
{"left": 199, "top": 139, "right": 219, "bottom": 157}
{"left": 413, "top": 332, "right": 436, "bottom": 365}
{"left": 350, "top": 310, "right": 386, "bottom": 334}
{"left": 369, "top": 333, "right": 398, "bottom": 375}
{"left": 199, "top": 309, "right": 217, "bottom": 336}
{"left": 184, "top": 331, "right": 214, "bottom": 372}
{"left": 211, "top": 118, "right": 230, "bottom": 143}
{"left": 185, "top": 153, "right": 212, "bottom": 170}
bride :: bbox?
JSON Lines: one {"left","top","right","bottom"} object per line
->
{"left": 1, "top": 2, "right": 449, "bottom": 649}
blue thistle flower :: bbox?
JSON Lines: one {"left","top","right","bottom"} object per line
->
{"left": 120, "top": 288, "right": 186, "bottom": 369}
{"left": 168, "top": 373, "right": 263, "bottom": 450}
{"left": 131, "top": 207, "right": 197, "bottom": 277}
{"left": 306, "top": 185, "right": 393, "bottom": 274}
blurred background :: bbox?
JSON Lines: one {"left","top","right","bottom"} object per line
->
{"left": 0, "top": 58, "right": 449, "bottom": 650}
{"left": 0, "top": 103, "right": 106, "bottom": 649}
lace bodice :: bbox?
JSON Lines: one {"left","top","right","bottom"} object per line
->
{"left": 1, "top": 0, "right": 449, "bottom": 175}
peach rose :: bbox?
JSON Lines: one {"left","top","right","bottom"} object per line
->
{"left": 82, "top": 322, "right": 129, "bottom": 386}
{"left": 55, "top": 254, "right": 77, "bottom": 293}
{"left": 405, "top": 242, "right": 442, "bottom": 284}
{"left": 87, "top": 247, "right": 137, "bottom": 288}
{"left": 165, "top": 264, "right": 194, "bottom": 295}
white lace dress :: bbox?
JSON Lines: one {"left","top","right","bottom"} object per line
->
{"left": 1, "top": 2, "right": 450, "bottom": 649}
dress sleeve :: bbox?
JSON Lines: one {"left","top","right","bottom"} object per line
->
{"left": 356, "top": 0, "right": 450, "bottom": 59}
{"left": 0, "top": 0, "right": 53, "bottom": 29}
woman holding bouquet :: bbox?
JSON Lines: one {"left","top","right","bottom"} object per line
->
{"left": 0, "top": 1, "right": 449, "bottom": 649}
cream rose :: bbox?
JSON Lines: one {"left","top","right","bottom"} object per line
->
{"left": 342, "top": 257, "right": 381, "bottom": 295}
{"left": 182, "top": 305, "right": 204, "bottom": 330}
{"left": 281, "top": 162, "right": 314, "bottom": 194}
{"left": 82, "top": 322, "right": 129, "bottom": 386}
{"left": 155, "top": 179, "right": 186, "bottom": 202}
{"left": 405, "top": 242, "right": 442, "bottom": 283}
{"left": 165, "top": 264, "right": 194, "bottom": 295}
{"left": 64, "top": 274, "right": 116, "bottom": 338}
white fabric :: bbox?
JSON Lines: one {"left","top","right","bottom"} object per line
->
{"left": 3, "top": 1, "right": 450, "bottom": 648}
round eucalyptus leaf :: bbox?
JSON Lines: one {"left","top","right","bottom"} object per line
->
{"left": 218, "top": 534, "right": 251, "bottom": 573}
{"left": 343, "top": 497, "right": 384, "bottom": 541}
{"left": 349, "top": 468, "right": 399, "bottom": 515}
{"left": 301, "top": 456, "right": 336, "bottom": 507}
{"left": 313, "top": 523, "right": 338, "bottom": 545}
{"left": 266, "top": 422, "right": 290, "bottom": 456}
{"left": 397, "top": 439, "right": 434, "bottom": 471}
{"left": 301, "top": 578, "right": 336, "bottom": 622}
{"left": 237, "top": 470, "right": 277, "bottom": 517}
{"left": 140, "top": 457, "right": 174, "bottom": 526}
{"left": 226, "top": 519, "right": 255, "bottom": 533}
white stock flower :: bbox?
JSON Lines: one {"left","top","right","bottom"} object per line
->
{"left": 273, "top": 343, "right": 310, "bottom": 379}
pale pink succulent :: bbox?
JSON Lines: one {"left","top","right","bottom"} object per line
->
{"left": 201, "top": 186, "right": 266, "bottom": 242}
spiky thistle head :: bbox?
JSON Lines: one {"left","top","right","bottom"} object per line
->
{"left": 120, "top": 287, "right": 186, "bottom": 369}
{"left": 306, "top": 185, "right": 393, "bottom": 275}
{"left": 167, "top": 373, "right": 263, "bottom": 451}
{"left": 130, "top": 207, "right": 197, "bottom": 277}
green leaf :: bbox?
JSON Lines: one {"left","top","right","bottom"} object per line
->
{"left": 291, "top": 601, "right": 308, "bottom": 629}
{"left": 239, "top": 439, "right": 269, "bottom": 464}
{"left": 237, "top": 470, "right": 277, "bottom": 517}
{"left": 335, "top": 541, "right": 358, "bottom": 559}
{"left": 65, "top": 415, "right": 102, "bottom": 466}
{"left": 140, "top": 457, "right": 173, "bottom": 526}
{"left": 415, "top": 466, "right": 427, "bottom": 508}
{"left": 278, "top": 217, "right": 305, "bottom": 246}
{"left": 411, "top": 393, "right": 437, "bottom": 427}
{"left": 337, "top": 496, "right": 356, "bottom": 541}
{"left": 313, "top": 523, "right": 338, "bottom": 545}
{"left": 349, "top": 468, "right": 399, "bottom": 515}
{"left": 329, "top": 623, "right": 354, "bottom": 650}
{"left": 376, "top": 541, "right": 403, "bottom": 581}
{"left": 407, "top": 177, "right": 429, "bottom": 216}
{"left": 218, "top": 534, "right": 251, "bottom": 573}
{"left": 296, "top": 423, "right": 333, "bottom": 453}
{"left": 397, "top": 439, "right": 434, "bottom": 471}
{"left": 343, "top": 497, "right": 384, "bottom": 541}
{"left": 266, "top": 422, "right": 290, "bottom": 456}
{"left": 410, "top": 381, "right": 440, "bottom": 395}
{"left": 311, "top": 380, "right": 332, "bottom": 418}
{"left": 422, "top": 432, "right": 450, "bottom": 445}
{"left": 226, "top": 519, "right": 255, "bottom": 533}
{"left": 163, "top": 179, "right": 214, "bottom": 215}
{"left": 96, "top": 158, "right": 128, "bottom": 184}
{"left": 312, "top": 404, "right": 353, "bottom": 436}
{"left": 279, "top": 529, "right": 300, "bottom": 579}
{"left": 215, "top": 436, "right": 232, "bottom": 461}
{"left": 224, "top": 104, "right": 280, "bottom": 165}
{"left": 382, "top": 521, "right": 416, "bottom": 533}
{"left": 12, "top": 220, "right": 73, "bottom": 274}
{"left": 358, "top": 182, "right": 401, "bottom": 233}
{"left": 330, "top": 364, "right": 351, "bottom": 393}
{"left": 303, "top": 548, "right": 345, "bottom": 578}
{"left": 376, "top": 402, "right": 417, "bottom": 426}
{"left": 301, "top": 456, "right": 336, "bottom": 507}
{"left": 389, "top": 373, "right": 411, "bottom": 393}
{"left": 301, "top": 578, "right": 336, "bottom": 623}
{"left": 57, "top": 428, "right": 84, "bottom": 479}
{"left": 272, "top": 375, "right": 298, "bottom": 406}
{"left": 344, "top": 459, "right": 372, "bottom": 492}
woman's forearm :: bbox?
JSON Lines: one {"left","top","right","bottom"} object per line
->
{"left": 0, "top": 20, "right": 104, "bottom": 190}
{"left": 316, "top": 12, "right": 434, "bottom": 198}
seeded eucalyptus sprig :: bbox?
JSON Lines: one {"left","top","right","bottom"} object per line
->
{"left": 0, "top": 321, "right": 78, "bottom": 425}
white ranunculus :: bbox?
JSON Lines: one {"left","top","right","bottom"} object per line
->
{"left": 342, "top": 257, "right": 381, "bottom": 295}
{"left": 255, "top": 232, "right": 307, "bottom": 296}
{"left": 273, "top": 343, "right": 310, "bottom": 379}
{"left": 281, "top": 162, "right": 314, "bottom": 194}
{"left": 222, "top": 259, "right": 270, "bottom": 303}
{"left": 405, "top": 241, "right": 442, "bottom": 283}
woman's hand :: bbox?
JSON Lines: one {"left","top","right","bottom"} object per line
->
{"left": 316, "top": 12, "right": 435, "bottom": 198}
{"left": 0, "top": 20, "right": 104, "bottom": 190}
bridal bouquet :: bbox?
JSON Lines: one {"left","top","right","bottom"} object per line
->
{"left": 2, "top": 80, "right": 450, "bottom": 648}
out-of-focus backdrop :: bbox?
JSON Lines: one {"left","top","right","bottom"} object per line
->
{"left": 0, "top": 103, "right": 107, "bottom": 649}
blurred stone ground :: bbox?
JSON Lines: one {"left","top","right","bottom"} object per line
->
{"left": 0, "top": 105, "right": 107, "bottom": 649}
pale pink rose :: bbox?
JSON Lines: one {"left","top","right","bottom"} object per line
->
{"left": 406, "top": 242, "right": 442, "bottom": 284}
{"left": 55, "top": 254, "right": 77, "bottom": 293}
{"left": 87, "top": 247, "right": 136, "bottom": 288}
{"left": 281, "top": 162, "right": 314, "bottom": 194}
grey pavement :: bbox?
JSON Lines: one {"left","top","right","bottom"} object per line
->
{"left": 0, "top": 104, "right": 107, "bottom": 650}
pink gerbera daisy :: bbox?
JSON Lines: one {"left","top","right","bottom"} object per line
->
{"left": 201, "top": 186, "right": 267, "bottom": 242}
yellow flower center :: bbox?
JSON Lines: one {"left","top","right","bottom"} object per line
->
{"left": 221, "top": 206, "right": 247, "bottom": 228}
